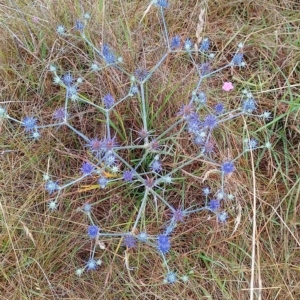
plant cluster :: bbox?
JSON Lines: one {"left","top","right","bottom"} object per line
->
{"left": 0, "top": 0, "right": 272, "bottom": 284}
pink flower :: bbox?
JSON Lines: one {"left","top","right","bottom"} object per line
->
{"left": 222, "top": 82, "right": 234, "bottom": 92}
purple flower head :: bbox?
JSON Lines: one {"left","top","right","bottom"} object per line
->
{"left": 172, "top": 208, "right": 185, "bottom": 223}
{"left": 203, "top": 114, "right": 218, "bottom": 130}
{"left": 75, "top": 20, "right": 84, "bottom": 32}
{"left": 88, "top": 137, "right": 102, "bottom": 153}
{"left": 144, "top": 176, "right": 155, "bottom": 189}
{"left": 157, "top": 234, "right": 171, "bottom": 254}
{"left": 150, "top": 159, "right": 162, "bottom": 173}
{"left": 199, "top": 38, "right": 210, "bottom": 52}
{"left": 45, "top": 181, "right": 59, "bottom": 194}
{"left": 123, "top": 170, "right": 134, "bottom": 182}
{"left": 203, "top": 139, "right": 215, "bottom": 154}
{"left": 62, "top": 72, "right": 73, "bottom": 87}
{"left": 87, "top": 225, "right": 99, "bottom": 238}
{"left": 199, "top": 63, "right": 211, "bottom": 76}
{"left": 86, "top": 258, "right": 97, "bottom": 271}
{"left": 123, "top": 234, "right": 136, "bottom": 249}
{"left": 177, "top": 103, "right": 194, "bottom": 119}
{"left": 53, "top": 108, "right": 67, "bottom": 122}
{"left": 102, "top": 137, "right": 118, "bottom": 152}
{"left": 22, "top": 116, "right": 37, "bottom": 132}
{"left": 209, "top": 199, "right": 220, "bottom": 212}
{"left": 98, "top": 177, "right": 108, "bottom": 189}
{"left": 102, "top": 44, "right": 116, "bottom": 64}
{"left": 187, "top": 113, "right": 200, "bottom": 134}
{"left": 170, "top": 35, "right": 181, "bottom": 50}
{"left": 242, "top": 98, "right": 256, "bottom": 113}
{"left": 149, "top": 139, "right": 161, "bottom": 151}
{"left": 221, "top": 161, "right": 235, "bottom": 175}
{"left": 214, "top": 103, "right": 224, "bottom": 115}
{"left": 134, "top": 68, "right": 148, "bottom": 81}
{"left": 103, "top": 93, "right": 115, "bottom": 109}
{"left": 232, "top": 52, "right": 244, "bottom": 66}
{"left": 81, "top": 162, "right": 94, "bottom": 175}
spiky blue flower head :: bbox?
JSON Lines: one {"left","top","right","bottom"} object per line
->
{"left": 209, "top": 199, "right": 220, "bottom": 212}
{"left": 172, "top": 208, "right": 185, "bottom": 223}
{"left": 221, "top": 161, "right": 235, "bottom": 175}
{"left": 165, "top": 271, "right": 177, "bottom": 284}
{"left": 232, "top": 52, "right": 244, "bottom": 66}
{"left": 123, "top": 170, "right": 134, "bottom": 182}
{"left": 203, "top": 140, "right": 215, "bottom": 154}
{"left": 53, "top": 108, "right": 68, "bottom": 122}
{"left": 217, "top": 211, "right": 228, "bottom": 223}
{"left": 202, "top": 187, "right": 210, "bottom": 196}
{"left": 129, "top": 84, "right": 139, "bottom": 96}
{"left": 22, "top": 116, "right": 37, "bottom": 132}
{"left": 104, "top": 153, "right": 116, "bottom": 166}
{"left": 31, "top": 130, "right": 41, "bottom": 140}
{"left": 214, "top": 103, "right": 224, "bottom": 115}
{"left": 203, "top": 114, "right": 218, "bottom": 130}
{"left": 103, "top": 93, "right": 115, "bottom": 109}
{"left": 246, "top": 138, "right": 258, "bottom": 150}
{"left": 153, "top": 0, "right": 169, "bottom": 8}
{"left": 66, "top": 85, "right": 78, "bottom": 100}
{"left": 134, "top": 67, "right": 148, "bottom": 81}
{"left": 184, "top": 38, "right": 192, "bottom": 51}
{"left": 62, "top": 72, "right": 73, "bottom": 87}
{"left": 81, "top": 162, "right": 94, "bottom": 175}
{"left": 75, "top": 20, "right": 84, "bottom": 32}
{"left": 86, "top": 258, "right": 97, "bottom": 271}
{"left": 194, "top": 132, "right": 206, "bottom": 146}
{"left": 87, "top": 225, "right": 99, "bottom": 238}
{"left": 102, "top": 43, "right": 116, "bottom": 64}
{"left": 144, "top": 176, "right": 155, "bottom": 189}
{"left": 137, "top": 232, "right": 148, "bottom": 242}
{"left": 178, "top": 103, "right": 194, "bottom": 119}
{"left": 123, "top": 234, "right": 136, "bottom": 249}
{"left": 187, "top": 113, "right": 200, "bottom": 134}
{"left": 199, "top": 62, "right": 211, "bottom": 76}
{"left": 88, "top": 137, "right": 103, "bottom": 155}
{"left": 56, "top": 25, "right": 65, "bottom": 35}
{"left": 150, "top": 159, "right": 162, "bottom": 173}
{"left": 242, "top": 98, "right": 256, "bottom": 113}
{"left": 102, "top": 137, "right": 118, "bottom": 153}
{"left": 45, "top": 181, "right": 59, "bottom": 194}
{"left": 157, "top": 234, "right": 171, "bottom": 254}
{"left": 170, "top": 35, "right": 181, "bottom": 50}
{"left": 199, "top": 37, "right": 210, "bottom": 52}
{"left": 83, "top": 203, "right": 92, "bottom": 213}
{"left": 98, "top": 177, "right": 108, "bottom": 189}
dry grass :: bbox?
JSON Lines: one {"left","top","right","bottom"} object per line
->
{"left": 0, "top": 0, "right": 299, "bottom": 299}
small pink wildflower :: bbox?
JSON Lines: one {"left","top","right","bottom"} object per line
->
{"left": 32, "top": 17, "right": 39, "bottom": 23}
{"left": 222, "top": 82, "right": 234, "bottom": 92}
